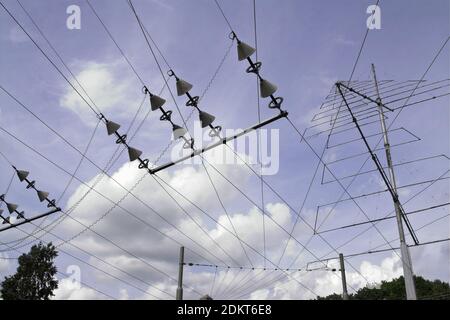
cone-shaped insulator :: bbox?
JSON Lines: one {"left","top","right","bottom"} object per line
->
{"left": 128, "top": 146, "right": 143, "bottom": 162}
{"left": 173, "top": 124, "right": 187, "bottom": 140}
{"left": 106, "top": 120, "right": 121, "bottom": 136}
{"left": 150, "top": 94, "right": 166, "bottom": 111}
{"left": 6, "top": 202, "right": 18, "bottom": 214}
{"left": 199, "top": 110, "right": 215, "bottom": 128}
{"left": 2, "top": 216, "right": 9, "bottom": 224}
{"left": 37, "top": 190, "right": 49, "bottom": 202}
{"left": 237, "top": 41, "right": 256, "bottom": 61}
{"left": 16, "top": 170, "right": 29, "bottom": 182}
{"left": 260, "top": 79, "right": 278, "bottom": 98}
{"left": 176, "top": 78, "right": 193, "bottom": 96}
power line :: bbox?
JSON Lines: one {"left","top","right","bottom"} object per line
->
{"left": 184, "top": 262, "right": 304, "bottom": 272}
{"left": 200, "top": 160, "right": 254, "bottom": 267}
{"left": 199, "top": 155, "right": 367, "bottom": 289}
{"left": 260, "top": 1, "right": 383, "bottom": 288}
{"left": 126, "top": 0, "right": 266, "bottom": 269}
{"left": 312, "top": 36, "right": 450, "bottom": 246}
{"left": 0, "top": 84, "right": 237, "bottom": 270}
{"left": 252, "top": 0, "right": 267, "bottom": 269}
{"left": 0, "top": 154, "right": 176, "bottom": 299}
{"left": 213, "top": 0, "right": 235, "bottom": 31}
{"left": 85, "top": 0, "right": 146, "bottom": 86}
{"left": 0, "top": 123, "right": 232, "bottom": 275}
{"left": 0, "top": 228, "right": 145, "bottom": 300}
{"left": 345, "top": 237, "right": 450, "bottom": 260}
{"left": 0, "top": 35, "right": 243, "bottom": 276}
{"left": 0, "top": 0, "right": 102, "bottom": 117}
{"left": 152, "top": 167, "right": 335, "bottom": 297}
{"left": 182, "top": 2, "right": 371, "bottom": 287}
{"left": 317, "top": 202, "right": 449, "bottom": 235}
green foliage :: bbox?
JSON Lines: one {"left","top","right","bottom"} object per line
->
{"left": 1, "top": 242, "right": 58, "bottom": 300}
{"left": 316, "top": 276, "right": 450, "bottom": 300}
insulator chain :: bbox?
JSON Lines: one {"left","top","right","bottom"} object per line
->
{"left": 184, "top": 90, "right": 223, "bottom": 140}
{"left": 231, "top": 31, "right": 285, "bottom": 112}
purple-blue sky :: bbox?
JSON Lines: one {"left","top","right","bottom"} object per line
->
{"left": 0, "top": 0, "right": 449, "bottom": 299}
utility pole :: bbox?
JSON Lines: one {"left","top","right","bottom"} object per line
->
{"left": 371, "top": 63, "right": 417, "bottom": 300}
{"left": 339, "top": 253, "right": 349, "bottom": 300}
{"left": 176, "top": 246, "right": 185, "bottom": 300}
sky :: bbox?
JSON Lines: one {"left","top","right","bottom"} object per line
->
{"left": 0, "top": 0, "right": 449, "bottom": 300}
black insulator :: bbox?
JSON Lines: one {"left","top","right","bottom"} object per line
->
{"left": 159, "top": 110, "right": 173, "bottom": 122}
{"left": 138, "top": 159, "right": 150, "bottom": 169}
{"left": 208, "top": 126, "right": 222, "bottom": 138}
{"left": 268, "top": 96, "right": 284, "bottom": 109}
{"left": 47, "top": 199, "right": 56, "bottom": 208}
{"left": 183, "top": 138, "right": 195, "bottom": 150}
{"left": 115, "top": 134, "right": 127, "bottom": 144}
{"left": 26, "top": 180, "right": 35, "bottom": 189}
{"left": 186, "top": 96, "right": 199, "bottom": 107}
{"left": 246, "top": 61, "right": 262, "bottom": 74}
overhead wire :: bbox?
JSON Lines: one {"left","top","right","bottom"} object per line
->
{"left": 313, "top": 36, "right": 450, "bottom": 238}
{"left": 0, "top": 170, "right": 167, "bottom": 299}
{"left": 0, "top": 156, "right": 176, "bottom": 299}
{"left": 252, "top": 0, "right": 267, "bottom": 269}
{"left": 209, "top": 0, "right": 380, "bottom": 294}
{"left": 0, "top": 122, "right": 232, "bottom": 281}
{"left": 0, "top": 15, "right": 240, "bottom": 277}
{"left": 127, "top": 0, "right": 255, "bottom": 268}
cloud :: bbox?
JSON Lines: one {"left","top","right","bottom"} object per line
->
{"left": 55, "top": 146, "right": 324, "bottom": 299}
{"left": 59, "top": 60, "right": 139, "bottom": 125}
{"left": 8, "top": 26, "right": 29, "bottom": 44}
{"left": 55, "top": 143, "right": 411, "bottom": 300}
{"left": 358, "top": 254, "right": 403, "bottom": 284}
{"left": 119, "top": 288, "right": 129, "bottom": 300}
{"left": 231, "top": 253, "right": 404, "bottom": 299}
{"left": 0, "top": 254, "right": 11, "bottom": 274}
{"left": 53, "top": 278, "right": 103, "bottom": 300}
{"left": 333, "top": 35, "right": 356, "bottom": 46}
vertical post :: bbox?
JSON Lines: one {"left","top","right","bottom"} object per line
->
{"left": 176, "top": 246, "right": 184, "bottom": 300}
{"left": 339, "top": 253, "right": 349, "bottom": 300}
{"left": 371, "top": 64, "right": 417, "bottom": 300}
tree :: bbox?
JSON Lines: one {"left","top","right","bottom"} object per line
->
{"left": 1, "top": 242, "right": 58, "bottom": 300}
{"left": 316, "top": 276, "right": 450, "bottom": 300}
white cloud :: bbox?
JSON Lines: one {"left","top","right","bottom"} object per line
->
{"left": 59, "top": 60, "right": 139, "bottom": 125}
{"left": 256, "top": 253, "right": 404, "bottom": 299}
{"left": 119, "top": 288, "right": 129, "bottom": 300}
{"left": 358, "top": 253, "right": 403, "bottom": 285}
{"left": 8, "top": 26, "right": 28, "bottom": 43}
{"left": 53, "top": 278, "right": 103, "bottom": 300}
{"left": 0, "top": 254, "right": 11, "bottom": 273}
{"left": 333, "top": 35, "right": 356, "bottom": 46}
{"left": 53, "top": 141, "right": 446, "bottom": 300}
{"left": 56, "top": 148, "right": 317, "bottom": 299}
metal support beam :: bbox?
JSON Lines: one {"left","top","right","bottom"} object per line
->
{"left": 338, "top": 81, "right": 394, "bottom": 112}
{"left": 149, "top": 111, "right": 288, "bottom": 174}
{"left": 0, "top": 208, "right": 61, "bottom": 233}
{"left": 371, "top": 63, "right": 417, "bottom": 300}
{"left": 335, "top": 83, "right": 419, "bottom": 244}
